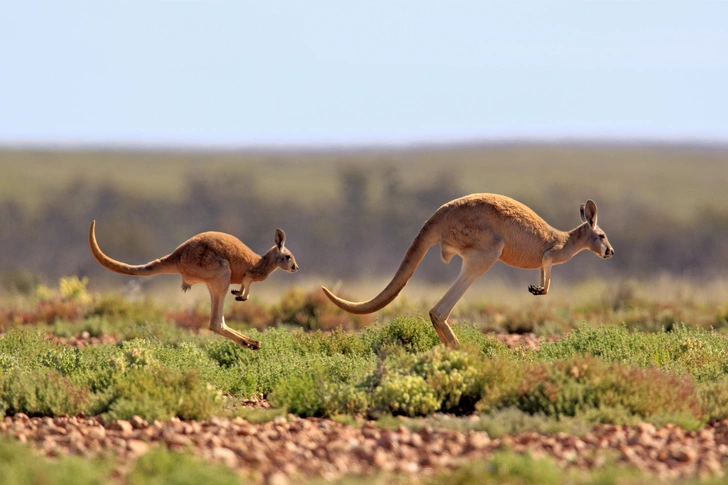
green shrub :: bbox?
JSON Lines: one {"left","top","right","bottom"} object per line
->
{"left": 322, "top": 382, "right": 371, "bottom": 416}
{"left": 477, "top": 355, "right": 703, "bottom": 426}
{"left": 536, "top": 324, "right": 728, "bottom": 382}
{"left": 410, "top": 346, "right": 482, "bottom": 411}
{"left": 431, "top": 451, "right": 561, "bottom": 485}
{"left": 128, "top": 447, "right": 242, "bottom": 485}
{"left": 274, "top": 287, "right": 372, "bottom": 331}
{"left": 372, "top": 374, "right": 440, "bottom": 417}
{"left": 0, "top": 437, "right": 110, "bottom": 485}
{"left": 0, "top": 368, "right": 89, "bottom": 417}
{"left": 698, "top": 376, "right": 728, "bottom": 422}
{"left": 269, "top": 370, "right": 324, "bottom": 417}
{"left": 363, "top": 315, "right": 440, "bottom": 354}
{"left": 101, "top": 367, "right": 223, "bottom": 422}
{"left": 452, "top": 324, "right": 510, "bottom": 356}
{"left": 292, "top": 326, "right": 369, "bottom": 357}
{"left": 91, "top": 294, "right": 164, "bottom": 323}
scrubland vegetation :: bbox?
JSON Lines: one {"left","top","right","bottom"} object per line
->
{"left": 3, "top": 277, "right": 728, "bottom": 426}
{"left": 1, "top": 144, "right": 728, "bottom": 483}
{"left": 1, "top": 275, "right": 728, "bottom": 483}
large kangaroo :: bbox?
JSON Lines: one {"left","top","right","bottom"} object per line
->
{"left": 322, "top": 194, "right": 614, "bottom": 347}
{"left": 89, "top": 221, "right": 299, "bottom": 350}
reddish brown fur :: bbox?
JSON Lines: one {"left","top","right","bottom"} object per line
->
{"left": 89, "top": 221, "right": 298, "bottom": 350}
{"left": 323, "top": 194, "right": 613, "bottom": 347}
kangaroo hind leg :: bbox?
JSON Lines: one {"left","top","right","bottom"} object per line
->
{"left": 206, "top": 266, "right": 261, "bottom": 350}
{"left": 429, "top": 245, "right": 503, "bottom": 347}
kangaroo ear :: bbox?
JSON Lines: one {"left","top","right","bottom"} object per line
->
{"left": 579, "top": 203, "right": 587, "bottom": 223}
{"left": 584, "top": 200, "right": 598, "bottom": 228}
{"left": 275, "top": 229, "right": 286, "bottom": 250}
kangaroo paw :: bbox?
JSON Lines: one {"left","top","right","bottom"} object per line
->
{"left": 231, "top": 289, "right": 241, "bottom": 296}
{"left": 246, "top": 339, "right": 261, "bottom": 350}
{"left": 528, "top": 285, "right": 546, "bottom": 296}
{"left": 234, "top": 295, "right": 248, "bottom": 302}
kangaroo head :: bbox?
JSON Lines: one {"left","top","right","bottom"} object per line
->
{"left": 579, "top": 200, "right": 614, "bottom": 259}
{"left": 271, "top": 228, "right": 299, "bottom": 273}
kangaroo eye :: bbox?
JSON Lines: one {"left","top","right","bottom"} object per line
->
{"left": 599, "top": 234, "right": 605, "bottom": 239}
{"left": 285, "top": 255, "right": 291, "bottom": 260}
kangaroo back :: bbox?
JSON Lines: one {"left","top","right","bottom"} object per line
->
{"left": 322, "top": 217, "right": 440, "bottom": 314}
{"left": 89, "top": 221, "right": 178, "bottom": 276}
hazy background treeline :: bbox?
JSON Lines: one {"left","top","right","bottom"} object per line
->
{"left": 1, "top": 143, "right": 727, "bottom": 294}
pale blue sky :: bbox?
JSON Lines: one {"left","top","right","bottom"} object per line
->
{"left": 1, "top": 0, "right": 727, "bottom": 147}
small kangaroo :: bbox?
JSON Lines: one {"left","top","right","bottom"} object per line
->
{"left": 89, "top": 221, "right": 299, "bottom": 350}
{"left": 322, "top": 194, "right": 614, "bottom": 347}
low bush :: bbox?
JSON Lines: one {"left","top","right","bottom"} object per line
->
{"left": 2, "top": 310, "right": 728, "bottom": 427}
{"left": 0, "top": 437, "right": 110, "bottom": 485}
{"left": 0, "top": 368, "right": 89, "bottom": 418}
{"left": 128, "top": 447, "right": 243, "bottom": 485}
{"left": 101, "top": 367, "right": 223, "bottom": 422}
{"left": 476, "top": 355, "right": 703, "bottom": 426}
{"left": 536, "top": 324, "right": 728, "bottom": 382}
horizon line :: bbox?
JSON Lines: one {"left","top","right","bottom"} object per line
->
{"left": 1, "top": 134, "right": 727, "bottom": 153}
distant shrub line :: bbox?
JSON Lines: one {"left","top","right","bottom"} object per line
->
{"left": 2, "top": 277, "right": 727, "bottom": 339}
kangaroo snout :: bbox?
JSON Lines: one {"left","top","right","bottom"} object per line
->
{"left": 604, "top": 247, "right": 614, "bottom": 258}
{"left": 291, "top": 264, "right": 299, "bottom": 272}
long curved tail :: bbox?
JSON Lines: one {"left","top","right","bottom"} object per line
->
{"left": 321, "top": 218, "right": 440, "bottom": 314}
{"left": 89, "top": 221, "right": 178, "bottom": 276}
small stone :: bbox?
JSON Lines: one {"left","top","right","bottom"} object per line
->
{"left": 410, "top": 433, "right": 424, "bottom": 448}
{"left": 85, "top": 426, "right": 106, "bottom": 440}
{"left": 237, "top": 425, "right": 257, "bottom": 437}
{"left": 273, "top": 416, "right": 287, "bottom": 426}
{"left": 163, "top": 432, "right": 191, "bottom": 448}
{"left": 211, "top": 446, "right": 238, "bottom": 467}
{"left": 397, "top": 461, "right": 420, "bottom": 473}
{"left": 130, "top": 416, "right": 148, "bottom": 429}
{"left": 112, "top": 420, "right": 133, "bottom": 434}
{"left": 372, "top": 448, "right": 389, "bottom": 467}
{"left": 637, "top": 422, "right": 656, "bottom": 435}
{"left": 127, "top": 439, "right": 150, "bottom": 456}
{"left": 267, "top": 471, "right": 289, "bottom": 485}
{"left": 209, "top": 416, "right": 228, "bottom": 428}
{"left": 636, "top": 432, "right": 656, "bottom": 448}
{"left": 671, "top": 447, "right": 697, "bottom": 463}
{"left": 466, "top": 432, "right": 490, "bottom": 451}
{"left": 657, "top": 448, "right": 670, "bottom": 461}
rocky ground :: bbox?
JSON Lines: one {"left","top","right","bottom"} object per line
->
{"left": 27, "top": 331, "right": 723, "bottom": 483}
{"left": 3, "top": 412, "right": 728, "bottom": 484}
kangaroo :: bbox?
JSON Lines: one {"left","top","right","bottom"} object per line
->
{"left": 89, "top": 221, "right": 299, "bottom": 350}
{"left": 322, "top": 194, "right": 614, "bottom": 347}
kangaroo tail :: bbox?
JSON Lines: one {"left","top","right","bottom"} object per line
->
{"left": 321, "top": 218, "right": 440, "bottom": 314}
{"left": 89, "top": 221, "right": 178, "bottom": 277}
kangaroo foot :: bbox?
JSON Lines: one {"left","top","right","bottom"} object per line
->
{"left": 428, "top": 311, "right": 460, "bottom": 347}
{"left": 234, "top": 295, "right": 247, "bottom": 302}
{"left": 231, "top": 289, "right": 241, "bottom": 296}
{"left": 528, "top": 285, "right": 547, "bottom": 295}
{"left": 244, "top": 339, "right": 261, "bottom": 350}
{"left": 211, "top": 325, "right": 261, "bottom": 350}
